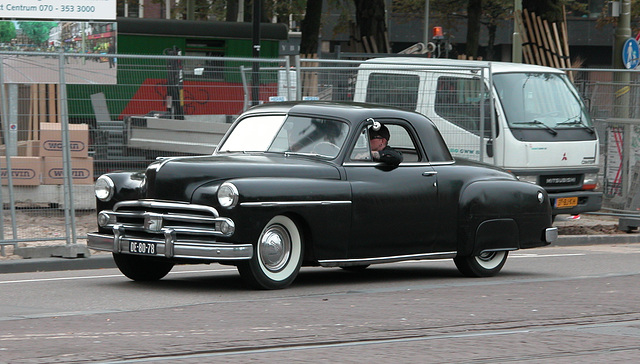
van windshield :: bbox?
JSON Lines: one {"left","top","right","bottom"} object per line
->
{"left": 493, "top": 73, "right": 592, "bottom": 131}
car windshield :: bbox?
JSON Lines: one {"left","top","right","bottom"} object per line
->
{"left": 493, "top": 72, "right": 592, "bottom": 131}
{"left": 217, "top": 114, "right": 350, "bottom": 158}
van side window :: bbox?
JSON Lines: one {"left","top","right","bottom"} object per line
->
{"left": 434, "top": 76, "right": 497, "bottom": 138}
{"left": 365, "top": 73, "right": 419, "bottom": 111}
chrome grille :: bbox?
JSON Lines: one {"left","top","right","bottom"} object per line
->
{"left": 100, "top": 200, "right": 234, "bottom": 237}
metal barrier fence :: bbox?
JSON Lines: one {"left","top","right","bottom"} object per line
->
{"left": 2, "top": 51, "right": 640, "bottom": 256}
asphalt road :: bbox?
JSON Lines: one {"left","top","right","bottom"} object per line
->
{"left": 1, "top": 243, "right": 640, "bottom": 363}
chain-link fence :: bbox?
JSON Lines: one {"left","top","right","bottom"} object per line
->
{"left": 3, "top": 51, "right": 640, "bottom": 256}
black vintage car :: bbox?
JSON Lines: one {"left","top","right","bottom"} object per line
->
{"left": 88, "top": 102, "right": 557, "bottom": 289}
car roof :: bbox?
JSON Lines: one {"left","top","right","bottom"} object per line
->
{"left": 360, "top": 57, "right": 565, "bottom": 75}
{"left": 243, "top": 101, "right": 425, "bottom": 123}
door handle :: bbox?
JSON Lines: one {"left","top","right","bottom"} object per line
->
{"left": 422, "top": 171, "right": 437, "bottom": 177}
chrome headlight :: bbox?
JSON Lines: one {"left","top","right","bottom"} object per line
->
{"left": 95, "top": 175, "right": 115, "bottom": 202}
{"left": 217, "top": 182, "right": 239, "bottom": 208}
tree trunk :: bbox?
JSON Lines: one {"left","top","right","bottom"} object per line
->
{"left": 300, "top": 0, "right": 323, "bottom": 55}
{"left": 486, "top": 23, "right": 496, "bottom": 60}
{"left": 225, "top": 0, "right": 238, "bottom": 22}
{"left": 465, "top": 0, "right": 482, "bottom": 58}
{"left": 354, "top": 0, "right": 388, "bottom": 53}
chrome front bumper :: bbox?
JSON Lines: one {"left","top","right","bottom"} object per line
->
{"left": 545, "top": 227, "right": 558, "bottom": 243}
{"left": 87, "top": 229, "right": 253, "bottom": 261}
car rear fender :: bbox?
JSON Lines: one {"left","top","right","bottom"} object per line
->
{"left": 457, "top": 179, "right": 530, "bottom": 256}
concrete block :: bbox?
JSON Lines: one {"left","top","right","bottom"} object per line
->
{"left": 14, "top": 244, "right": 91, "bottom": 259}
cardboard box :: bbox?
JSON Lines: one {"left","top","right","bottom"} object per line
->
{"left": 0, "top": 156, "right": 42, "bottom": 186}
{"left": 42, "top": 157, "right": 94, "bottom": 185}
{"left": 39, "top": 123, "right": 89, "bottom": 158}
{"left": 0, "top": 140, "right": 40, "bottom": 157}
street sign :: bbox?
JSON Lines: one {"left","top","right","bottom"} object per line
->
{"left": 0, "top": 0, "right": 116, "bottom": 20}
{"left": 623, "top": 38, "right": 640, "bottom": 69}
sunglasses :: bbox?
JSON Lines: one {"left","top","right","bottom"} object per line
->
{"left": 371, "top": 135, "right": 385, "bottom": 140}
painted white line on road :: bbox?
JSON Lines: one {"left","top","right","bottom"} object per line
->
{"left": 0, "top": 268, "right": 235, "bottom": 285}
{"left": 511, "top": 253, "right": 586, "bottom": 258}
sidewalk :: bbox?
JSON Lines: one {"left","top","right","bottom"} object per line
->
{"left": 1, "top": 213, "right": 638, "bottom": 274}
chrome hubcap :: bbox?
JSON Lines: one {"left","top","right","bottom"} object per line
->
{"left": 259, "top": 224, "right": 291, "bottom": 272}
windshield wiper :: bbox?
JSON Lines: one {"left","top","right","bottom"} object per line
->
{"left": 512, "top": 120, "right": 558, "bottom": 135}
{"left": 556, "top": 116, "right": 595, "bottom": 134}
{"left": 284, "top": 151, "right": 326, "bottom": 158}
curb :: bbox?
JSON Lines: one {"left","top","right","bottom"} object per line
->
{"left": 553, "top": 234, "right": 640, "bottom": 246}
{"left": 0, "top": 254, "right": 116, "bottom": 274}
{"left": 1, "top": 234, "right": 639, "bottom": 274}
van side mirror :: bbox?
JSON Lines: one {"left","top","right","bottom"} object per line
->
{"left": 486, "top": 139, "right": 494, "bottom": 158}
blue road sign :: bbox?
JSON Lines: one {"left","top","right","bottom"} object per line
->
{"left": 623, "top": 38, "right": 640, "bottom": 69}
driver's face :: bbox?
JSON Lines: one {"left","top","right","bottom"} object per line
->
{"left": 369, "top": 136, "right": 387, "bottom": 152}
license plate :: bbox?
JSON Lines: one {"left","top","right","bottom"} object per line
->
{"left": 555, "top": 197, "right": 578, "bottom": 209}
{"left": 129, "top": 241, "right": 157, "bottom": 255}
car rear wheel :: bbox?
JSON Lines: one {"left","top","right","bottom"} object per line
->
{"left": 113, "top": 253, "right": 174, "bottom": 281}
{"left": 454, "top": 251, "right": 508, "bottom": 277}
{"left": 237, "top": 215, "right": 303, "bottom": 289}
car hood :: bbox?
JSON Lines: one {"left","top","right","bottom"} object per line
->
{"left": 144, "top": 153, "right": 342, "bottom": 201}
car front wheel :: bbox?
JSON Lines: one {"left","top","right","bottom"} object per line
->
{"left": 237, "top": 215, "right": 303, "bottom": 289}
{"left": 113, "top": 253, "right": 174, "bottom": 281}
{"left": 454, "top": 251, "right": 508, "bottom": 277}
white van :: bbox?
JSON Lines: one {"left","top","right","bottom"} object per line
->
{"left": 353, "top": 57, "right": 602, "bottom": 216}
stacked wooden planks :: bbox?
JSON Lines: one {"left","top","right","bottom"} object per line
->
{"left": 516, "top": 8, "right": 572, "bottom": 78}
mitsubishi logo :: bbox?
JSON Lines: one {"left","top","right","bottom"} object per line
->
{"left": 144, "top": 213, "right": 163, "bottom": 233}
{"left": 562, "top": 153, "right": 567, "bottom": 161}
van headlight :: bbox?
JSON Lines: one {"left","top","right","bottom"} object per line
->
{"left": 583, "top": 173, "right": 599, "bottom": 190}
{"left": 217, "top": 182, "right": 239, "bottom": 208}
{"left": 95, "top": 176, "right": 115, "bottom": 201}
{"left": 517, "top": 175, "right": 538, "bottom": 184}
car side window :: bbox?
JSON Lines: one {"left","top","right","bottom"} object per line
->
{"left": 349, "top": 123, "right": 421, "bottom": 163}
{"left": 386, "top": 124, "right": 420, "bottom": 162}
{"left": 349, "top": 129, "right": 372, "bottom": 161}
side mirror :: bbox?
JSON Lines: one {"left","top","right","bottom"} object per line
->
{"left": 486, "top": 139, "right": 494, "bottom": 158}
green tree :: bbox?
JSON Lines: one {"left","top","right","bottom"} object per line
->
{"left": 17, "top": 21, "right": 57, "bottom": 46}
{"left": 0, "top": 22, "right": 16, "bottom": 43}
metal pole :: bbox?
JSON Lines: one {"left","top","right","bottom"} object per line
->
{"left": 423, "top": 0, "right": 430, "bottom": 45}
{"left": 479, "top": 67, "right": 485, "bottom": 163}
{"left": 295, "top": 54, "right": 302, "bottom": 101}
{"left": 240, "top": 66, "right": 250, "bottom": 111}
{"left": 285, "top": 56, "right": 292, "bottom": 101}
{"left": 512, "top": 0, "right": 522, "bottom": 63}
{"left": 251, "top": 0, "right": 261, "bottom": 106}
{"left": 613, "top": 0, "right": 631, "bottom": 198}
{"left": 58, "top": 51, "right": 77, "bottom": 245}
{"left": 0, "top": 54, "right": 18, "bottom": 244}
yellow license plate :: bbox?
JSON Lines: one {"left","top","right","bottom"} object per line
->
{"left": 555, "top": 197, "right": 578, "bottom": 208}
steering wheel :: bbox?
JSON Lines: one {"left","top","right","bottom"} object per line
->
{"left": 312, "top": 142, "right": 340, "bottom": 156}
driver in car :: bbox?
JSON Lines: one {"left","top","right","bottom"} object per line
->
{"left": 369, "top": 124, "right": 403, "bottom": 166}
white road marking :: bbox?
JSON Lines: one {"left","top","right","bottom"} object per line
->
{"left": 0, "top": 268, "right": 235, "bottom": 285}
